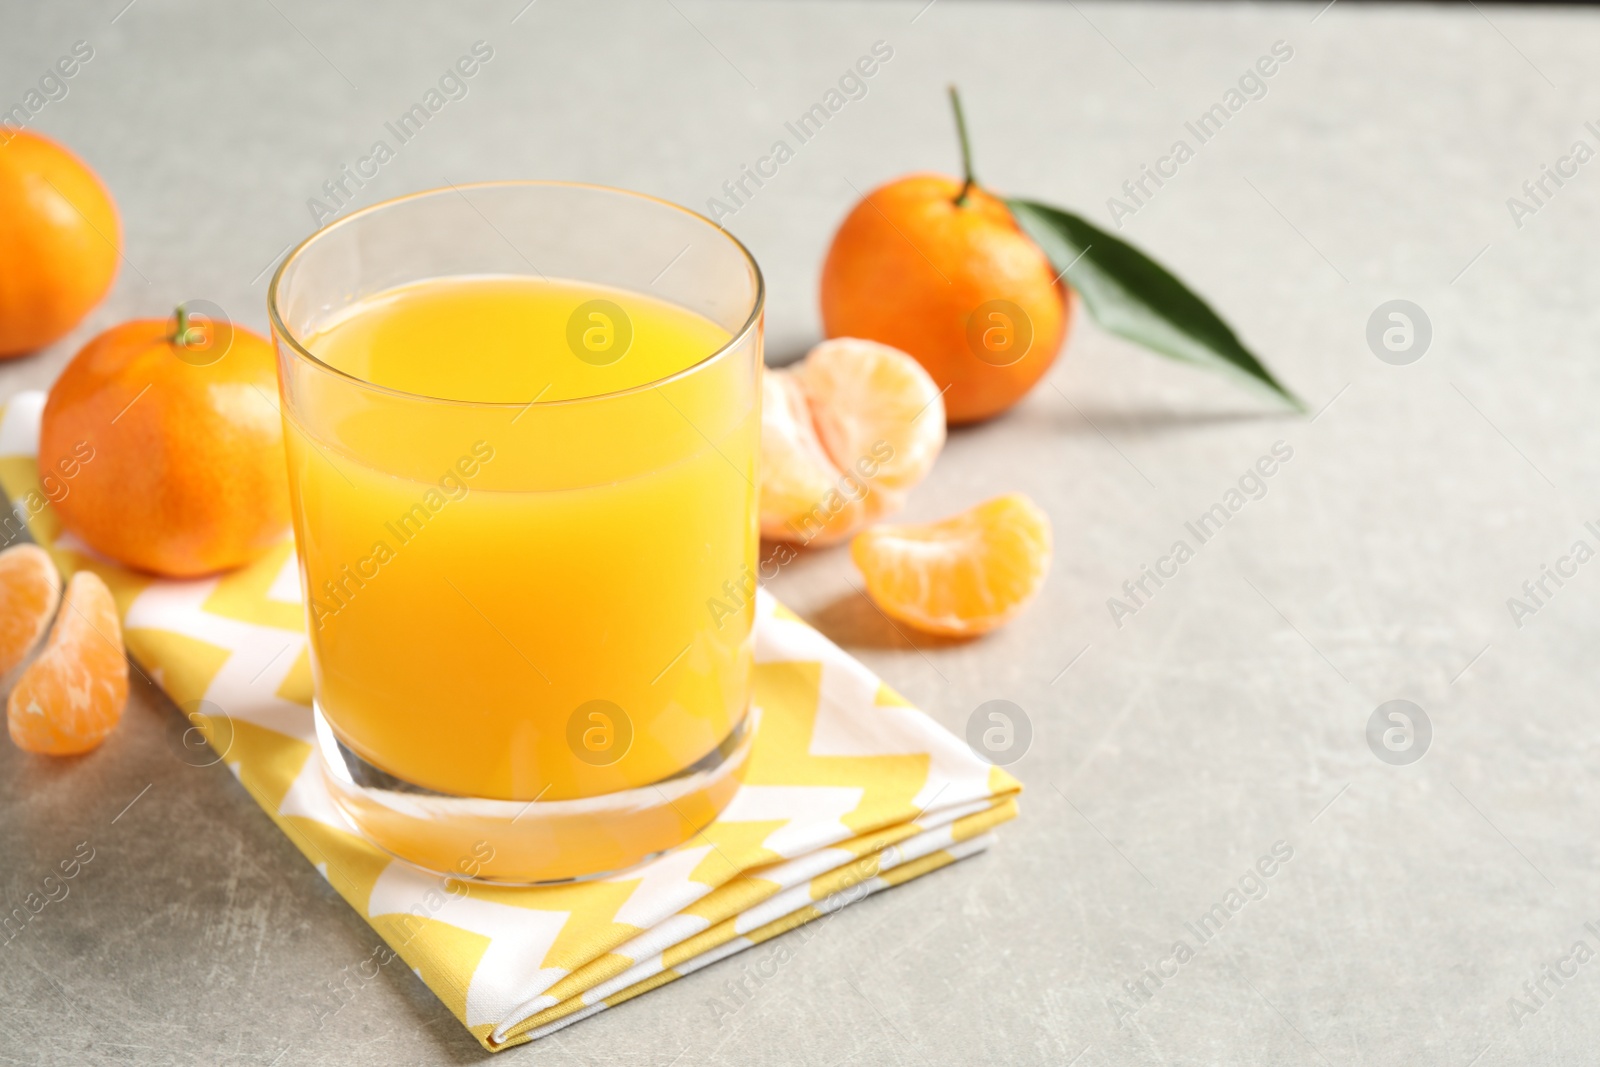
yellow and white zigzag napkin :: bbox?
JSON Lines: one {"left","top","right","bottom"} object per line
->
{"left": 0, "top": 390, "right": 1020, "bottom": 1050}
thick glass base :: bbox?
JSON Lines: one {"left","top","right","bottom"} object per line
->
{"left": 313, "top": 705, "right": 755, "bottom": 885}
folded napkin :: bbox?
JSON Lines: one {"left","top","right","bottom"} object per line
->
{"left": 0, "top": 390, "right": 1020, "bottom": 1050}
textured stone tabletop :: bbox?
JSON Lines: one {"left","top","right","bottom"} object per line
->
{"left": 4, "top": 2, "right": 1600, "bottom": 1064}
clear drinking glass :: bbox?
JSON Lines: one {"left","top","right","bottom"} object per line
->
{"left": 267, "top": 182, "right": 763, "bottom": 883}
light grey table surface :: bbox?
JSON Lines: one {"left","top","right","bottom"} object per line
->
{"left": 4, "top": 1, "right": 1600, "bottom": 1064}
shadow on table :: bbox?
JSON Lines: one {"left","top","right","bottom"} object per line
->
{"left": 805, "top": 588, "right": 974, "bottom": 652}
{"left": 1028, "top": 402, "right": 1295, "bottom": 439}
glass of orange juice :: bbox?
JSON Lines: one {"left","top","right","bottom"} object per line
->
{"left": 267, "top": 182, "right": 763, "bottom": 883}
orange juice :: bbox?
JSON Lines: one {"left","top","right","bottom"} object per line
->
{"left": 284, "top": 275, "right": 758, "bottom": 803}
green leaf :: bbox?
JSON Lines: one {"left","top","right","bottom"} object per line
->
{"left": 1007, "top": 198, "right": 1303, "bottom": 411}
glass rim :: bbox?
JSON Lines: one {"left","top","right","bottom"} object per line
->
{"left": 266, "top": 179, "right": 766, "bottom": 409}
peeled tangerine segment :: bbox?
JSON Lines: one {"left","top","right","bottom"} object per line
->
{"left": 851, "top": 492, "right": 1052, "bottom": 637}
{"left": 758, "top": 338, "right": 943, "bottom": 545}
{"left": 7, "top": 570, "right": 128, "bottom": 755}
{"left": 797, "top": 337, "right": 946, "bottom": 492}
{"left": 0, "top": 544, "right": 62, "bottom": 677}
{"left": 760, "top": 368, "right": 849, "bottom": 539}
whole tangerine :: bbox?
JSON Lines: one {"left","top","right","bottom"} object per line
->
{"left": 0, "top": 129, "right": 120, "bottom": 357}
{"left": 40, "top": 307, "right": 290, "bottom": 577}
{"left": 820, "top": 173, "right": 1070, "bottom": 425}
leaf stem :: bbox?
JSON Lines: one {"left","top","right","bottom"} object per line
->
{"left": 949, "top": 85, "right": 977, "bottom": 206}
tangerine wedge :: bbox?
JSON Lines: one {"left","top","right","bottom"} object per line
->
{"left": 797, "top": 338, "right": 946, "bottom": 493}
{"left": 7, "top": 570, "right": 128, "bottom": 755}
{"left": 0, "top": 544, "right": 62, "bottom": 677}
{"left": 851, "top": 492, "right": 1052, "bottom": 637}
{"left": 759, "top": 367, "right": 867, "bottom": 545}
{"left": 759, "top": 338, "right": 944, "bottom": 545}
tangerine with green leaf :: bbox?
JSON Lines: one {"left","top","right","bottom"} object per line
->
{"left": 821, "top": 88, "right": 1302, "bottom": 422}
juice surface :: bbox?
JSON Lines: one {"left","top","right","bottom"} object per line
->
{"left": 308, "top": 275, "right": 729, "bottom": 403}
{"left": 285, "top": 275, "right": 759, "bottom": 801}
